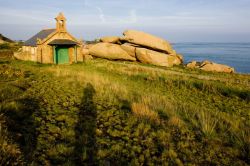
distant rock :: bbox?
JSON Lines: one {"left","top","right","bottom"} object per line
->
{"left": 100, "top": 36, "right": 120, "bottom": 44}
{"left": 136, "top": 48, "right": 180, "bottom": 67}
{"left": 187, "top": 61, "right": 198, "bottom": 69}
{"left": 187, "top": 60, "right": 235, "bottom": 73}
{"left": 200, "top": 60, "right": 213, "bottom": 67}
{"left": 89, "top": 43, "right": 136, "bottom": 61}
{"left": 200, "top": 63, "right": 235, "bottom": 73}
{"left": 121, "top": 30, "right": 174, "bottom": 54}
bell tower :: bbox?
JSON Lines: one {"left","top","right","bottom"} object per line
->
{"left": 55, "top": 12, "right": 67, "bottom": 32}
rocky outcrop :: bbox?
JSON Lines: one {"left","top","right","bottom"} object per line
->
{"left": 136, "top": 48, "right": 180, "bottom": 67}
{"left": 187, "top": 60, "right": 235, "bottom": 73}
{"left": 86, "top": 29, "right": 183, "bottom": 67}
{"left": 89, "top": 43, "right": 136, "bottom": 61}
{"left": 121, "top": 30, "right": 174, "bottom": 54}
{"left": 100, "top": 36, "right": 120, "bottom": 44}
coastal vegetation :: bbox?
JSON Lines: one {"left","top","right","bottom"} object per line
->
{"left": 0, "top": 55, "right": 249, "bottom": 165}
{"left": 0, "top": 42, "right": 21, "bottom": 60}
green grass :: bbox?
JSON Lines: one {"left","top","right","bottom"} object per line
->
{"left": 0, "top": 57, "right": 249, "bottom": 165}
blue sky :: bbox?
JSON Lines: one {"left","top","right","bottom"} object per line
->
{"left": 0, "top": 0, "right": 250, "bottom": 42}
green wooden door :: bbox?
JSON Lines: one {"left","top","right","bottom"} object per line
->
{"left": 55, "top": 47, "right": 69, "bottom": 64}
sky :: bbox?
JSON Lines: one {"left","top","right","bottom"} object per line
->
{"left": 0, "top": 0, "right": 250, "bottom": 42}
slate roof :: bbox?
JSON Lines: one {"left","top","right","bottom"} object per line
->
{"left": 48, "top": 39, "right": 78, "bottom": 45}
{"left": 23, "top": 29, "right": 56, "bottom": 46}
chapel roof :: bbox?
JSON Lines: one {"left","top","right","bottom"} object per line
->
{"left": 23, "top": 29, "right": 56, "bottom": 47}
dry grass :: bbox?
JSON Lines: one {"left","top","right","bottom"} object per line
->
{"left": 131, "top": 102, "right": 160, "bottom": 124}
{"left": 168, "top": 116, "right": 183, "bottom": 128}
{"left": 48, "top": 65, "right": 131, "bottom": 104}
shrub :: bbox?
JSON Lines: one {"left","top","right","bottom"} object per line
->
{"left": 0, "top": 43, "right": 11, "bottom": 50}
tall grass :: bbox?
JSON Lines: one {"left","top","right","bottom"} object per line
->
{"left": 131, "top": 102, "right": 160, "bottom": 124}
{"left": 196, "top": 110, "right": 218, "bottom": 138}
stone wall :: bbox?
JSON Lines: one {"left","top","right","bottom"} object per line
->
{"left": 15, "top": 46, "right": 37, "bottom": 62}
{"left": 14, "top": 50, "right": 37, "bottom": 62}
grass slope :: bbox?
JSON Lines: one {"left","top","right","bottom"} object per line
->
{"left": 0, "top": 58, "right": 249, "bottom": 165}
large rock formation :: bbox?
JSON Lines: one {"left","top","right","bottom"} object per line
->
{"left": 84, "top": 31, "right": 235, "bottom": 74}
{"left": 89, "top": 43, "right": 136, "bottom": 61}
{"left": 136, "top": 48, "right": 180, "bottom": 67}
{"left": 85, "top": 29, "right": 183, "bottom": 67}
{"left": 121, "top": 30, "right": 174, "bottom": 54}
{"left": 187, "top": 60, "right": 235, "bottom": 73}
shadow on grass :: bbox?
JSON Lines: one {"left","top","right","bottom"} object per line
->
{"left": 2, "top": 97, "right": 39, "bottom": 163}
{"left": 74, "top": 83, "right": 97, "bottom": 165}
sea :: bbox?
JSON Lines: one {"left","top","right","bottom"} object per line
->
{"left": 172, "top": 43, "right": 250, "bottom": 74}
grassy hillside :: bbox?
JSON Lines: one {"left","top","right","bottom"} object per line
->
{"left": 0, "top": 57, "right": 249, "bottom": 165}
